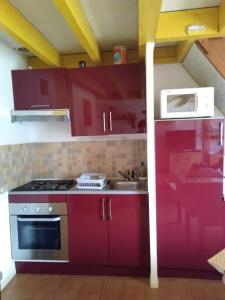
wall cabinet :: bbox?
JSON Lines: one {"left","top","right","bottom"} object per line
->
{"left": 67, "top": 194, "right": 149, "bottom": 267}
{"left": 11, "top": 64, "right": 146, "bottom": 137}
{"left": 156, "top": 118, "right": 225, "bottom": 273}
{"left": 68, "top": 63, "right": 146, "bottom": 136}
{"left": 12, "top": 68, "right": 69, "bottom": 110}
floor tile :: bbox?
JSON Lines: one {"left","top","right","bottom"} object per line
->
{"left": 102, "top": 276, "right": 124, "bottom": 294}
{"left": 79, "top": 277, "right": 105, "bottom": 294}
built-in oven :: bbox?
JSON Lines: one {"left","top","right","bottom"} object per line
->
{"left": 9, "top": 203, "right": 68, "bottom": 262}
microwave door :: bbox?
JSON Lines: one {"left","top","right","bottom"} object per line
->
{"left": 167, "top": 93, "right": 197, "bottom": 113}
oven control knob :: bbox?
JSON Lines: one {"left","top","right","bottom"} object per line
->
{"left": 23, "top": 207, "right": 28, "bottom": 212}
{"left": 48, "top": 206, "right": 53, "bottom": 213}
{"left": 35, "top": 206, "right": 40, "bottom": 212}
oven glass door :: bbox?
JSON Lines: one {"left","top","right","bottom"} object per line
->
{"left": 17, "top": 216, "right": 61, "bottom": 250}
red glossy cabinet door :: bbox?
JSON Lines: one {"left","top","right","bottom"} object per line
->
{"left": 67, "top": 195, "right": 108, "bottom": 265}
{"left": 67, "top": 194, "right": 149, "bottom": 267}
{"left": 12, "top": 68, "right": 69, "bottom": 109}
{"left": 68, "top": 63, "right": 146, "bottom": 136}
{"left": 156, "top": 118, "right": 225, "bottom": 272}
{"left": 108, "top": 195, "right": 149, "bottom": 266}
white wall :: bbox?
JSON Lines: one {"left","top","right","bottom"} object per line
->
{"left": 183, "top": 43, "right": 225, "bottom": 115}
{"left": 0, "top": 192, "right": 16, "bottom": 290}
{"left": 154, "top": 63, "right": 199, "bottom": 119}
{"left": 0, "top": 42, "right": 27, "bottom": 289}
{"left": 0, "top": 41, "right": 32, "bottom": 145}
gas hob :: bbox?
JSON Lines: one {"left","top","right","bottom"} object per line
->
{"left": 12, "top": 180, "right": 75, "bottom": 192}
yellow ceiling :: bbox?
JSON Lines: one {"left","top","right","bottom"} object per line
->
{"left": 0, "top": 0, "right": 223, "bottom": 66}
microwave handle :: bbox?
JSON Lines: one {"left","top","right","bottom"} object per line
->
{"left": 17, "top": 217, "right": 60, "bottom": 222}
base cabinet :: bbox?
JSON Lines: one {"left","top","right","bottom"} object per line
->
{"left": 67, "top": 195, "right": 108, "bottom": 265}
{"left": 67, "top": 194, "right": 149, "bottom": 267}
{"left": 108, "top": 195, "right": 149, "bottom": 266}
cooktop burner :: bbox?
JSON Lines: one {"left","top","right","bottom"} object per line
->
{"left": 12, "top": 180, "right": 75, "bottom": 191}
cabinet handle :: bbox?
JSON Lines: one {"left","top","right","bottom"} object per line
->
{"left": 219, "top": 122, "right": 224, "bottom": 146}
{"left": 107, "top": 199, "right": 112, "bottom": 220}
{"left": 30, "top": 105, "right": 51, "bottom": 108}
{"left": 109, "top": 111, "right": 113, "bottom": 132}
{"left": 103, "top": 199, "right": 106, "bottom": 220}
{"left": 100, "top": 198, "right": 106, "bottom": 220}
{"left": 102, "top": 112, "right": 106, "bottom": 132}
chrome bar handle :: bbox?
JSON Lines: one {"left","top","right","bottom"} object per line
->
{"left": 17, "top": 217, "right": 60, "bottom": 222}
{"left": 30, "top": 105, "right": 51, "bottom": 108}
{"left": 219, "top": 122, "right": 224, "bottom": 146}
{"left": 101, "top": 198, "right": 106, "bottom": 220}
{"left": 102, "top": 112, "right": 106, "bottom": 132}
{"left": 107, "top": 199, "right": 112, "bottom": 220}
{"left": 109, "top": 111, "right": 113, "bottom": 132}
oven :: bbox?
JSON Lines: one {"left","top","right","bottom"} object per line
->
{"left": 9, "top": 203, "right": 68, "bottom": 262}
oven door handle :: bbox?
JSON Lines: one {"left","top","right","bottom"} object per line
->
{"left": 17, "top": 217, "right": 61, "bottom": 222}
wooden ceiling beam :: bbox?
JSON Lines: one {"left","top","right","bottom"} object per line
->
{"left": 154, "top": 46, "right": 176, "bottom": 64}
{"left": 138, "top": 0, "right": 162, "bottom": 59}
{"left": 54, "top": 0, "right": 101, "bottom": 64}
{"left": 156, "top": 7, "right": 220, "bottom": 43}
{"left": 219, "top": 0, "right": 225, "bottom": 34}
{"left": 176, "top": 39, "right": 196, "bottom": 62}
{"left": 0, "top": 0, "right": 60, "bottom": 66}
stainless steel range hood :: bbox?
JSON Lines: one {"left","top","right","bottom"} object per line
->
{"left": 11, "top": 109, "right": 70, "bottom": 123}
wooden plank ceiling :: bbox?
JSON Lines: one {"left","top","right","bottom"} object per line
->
{"left": 0, "top": 0, "right": 223, "bottom": 67}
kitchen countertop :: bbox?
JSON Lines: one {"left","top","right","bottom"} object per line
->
{"left": 9, "top": 181, "right": 148, "bottom": 195}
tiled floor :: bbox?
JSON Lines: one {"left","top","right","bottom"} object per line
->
{"left": 1, "top": 274, "right": 225, "bottom": 300}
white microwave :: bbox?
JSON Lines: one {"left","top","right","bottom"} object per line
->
{"left": 160, "top": 87, "right": 214, "bottom": 119}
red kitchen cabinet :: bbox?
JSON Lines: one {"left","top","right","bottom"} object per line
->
{"left": 12, "top": 68, "right": 69, "bottom": 109}
{"left": 108, "top": 194, "right": 149, "bottom": 266}
{"left": 67, "top": 194, "right": 149, "bottom": 267}
{"left": 156, "top": 118, "right": 225, "bottom": 274}
{"left": 68, "top": 63, "right": 146, "bottom": 136}
{"left": 67, "top": 195, "right": 108, "bottom": 265}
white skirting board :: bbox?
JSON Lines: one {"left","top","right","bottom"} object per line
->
{"left": 1, "top": 264, "right": 16, "bottom": 291}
